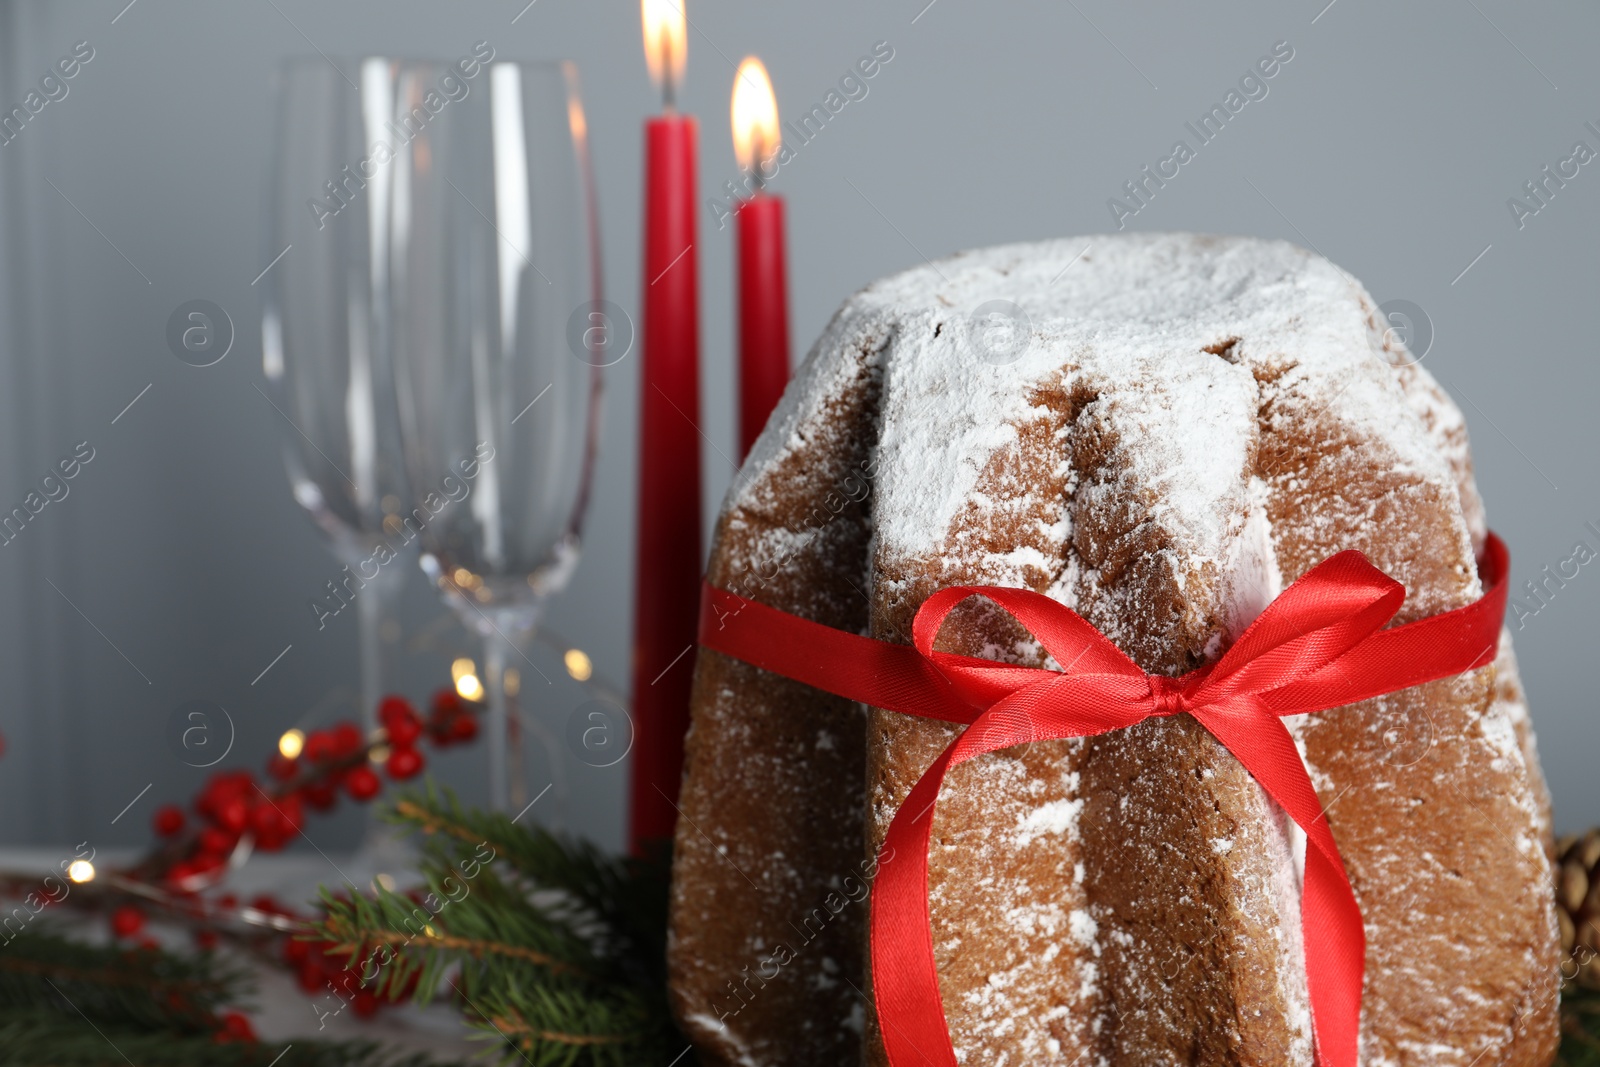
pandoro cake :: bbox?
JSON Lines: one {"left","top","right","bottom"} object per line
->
{"left": 667, "top": 233, "right": 1559, "bottom": 1066}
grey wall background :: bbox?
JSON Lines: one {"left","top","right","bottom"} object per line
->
{"left": 0, "top": 0, "right": 1594, "bottom": 853}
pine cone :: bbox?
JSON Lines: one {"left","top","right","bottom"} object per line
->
{"left": 1555, "top": 830, "right": 1600, "bottom": 987}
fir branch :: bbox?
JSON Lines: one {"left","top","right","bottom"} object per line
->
{"left": 317, "top": 870, "right": 606, "bottom": 1003}
{"left": 0, "top": 928, "right": 464, "bottom": 1067}
{"left": 0, "top": 928, "right": 239, "bottom": 1033}
{"left": 460, "top": 982, "right": 672, "bottom": 1067}
{"left": 387, "top": 785, "right": 669, "bottom": 978}
{"left": 489, "top": 1015, "right": 627, "bottom": 1048}
{"left": 344, "top": 927, "right": 585, "bottom": 976}
{"left": 392, "top": 797, "right": 509, "bottom": 854}
{"left": 0, "top": 1008, "right": 449, "bottom": 1066}
{"left": 316, "top": 786, "right": 687, "bottom": 1065}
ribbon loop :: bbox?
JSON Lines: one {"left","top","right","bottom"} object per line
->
{"left": 697, "top": 534, "right": 1511, "bottom": 1067}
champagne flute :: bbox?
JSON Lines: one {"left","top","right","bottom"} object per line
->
{"left": 261, "top": 58, "right": 415, "bottom": 746}
{"left": 384, "top": 58, "right": 605, "bottom": 811}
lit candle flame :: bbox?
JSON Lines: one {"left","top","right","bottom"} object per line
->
{"left": 642, "top": 0, "right": 687, "bottom": 109}
{"left": 731, "top": 57, "right": 779, "bottom": 177}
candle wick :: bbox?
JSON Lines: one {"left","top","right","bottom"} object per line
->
{"left": 748, "top": 132, "right": 766, "bottom": 196}
{"left": 660, "top": 37, "right": 677, "bottom": 113}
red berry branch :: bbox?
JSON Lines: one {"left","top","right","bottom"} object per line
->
{"left": 133, "top": 688, "right": 481, "bottom": 891}
{"left": 2, "top": 686, "right": 489, "bottom": 1030}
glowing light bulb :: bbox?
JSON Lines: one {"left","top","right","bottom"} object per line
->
{"left": 564, "top": 648, "right": 594, "bottom": 682}
{"left": 67, "top": 860, "right": 95, "bottom": 883}
{"left": 451, "top": 656, "right": 485, "bottom": 699}
{"left": 278, "top": 729, "right": 305, "bottom": 760}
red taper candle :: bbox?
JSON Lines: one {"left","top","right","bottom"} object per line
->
{"left": 735, "top": 194, "right": 790, "bottom": 461}
{"left": 630, "top": 0, "right": 701, "bottom": 854}
{"left": 731, "top": 57, "right": 791, "bottom": 461}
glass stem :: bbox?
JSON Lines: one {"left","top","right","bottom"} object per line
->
{"left": 484, "top": 634, "right": 510, "bottom": 812}
{"left": 355, "top": 564, "right": 405, "bottom": 738}
{"left": 508, "top": 677, "right": 526, "bottom": 814}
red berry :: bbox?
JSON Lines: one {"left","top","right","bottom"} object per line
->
{"left": 386, "top": 747, "right": 424, "bottom": 780}
{"left": 344, "top": 765, "right": 381, "bottom": 802}
{"left": 283, "top": 936, "right": 311, "bottom": 966}
{"left": 214, "top": 795, "right": 249, "bottom": 835}
{"left": 331, "top": 722, "right": 365, "bottom": 758}
{"left": 278, "top": 793, "right": 305, "bottom": 831}
{"left": 449, "top": 713, "right": 478, "bottom": 742}
{"left": 196, "top": 770, "right": 252, "bottom": 819}
{"left": 248, "top": 795, "right": 302, "bottom": 850}
{"left": 249, "top": 894, "right": 282, "bottom": 915}
{"left": 296, "top": 961, "right": 326, "bottom": 993}
{"left": 214, "top": 1011, "right": 256, "bottom": 1043}
{"left": 255, "top": 828, "right": 287, "bottom": 852}
{"left": 190, "top": 851, "right": 226, "bottom": 875}
{"left": 303, "top": 730, "right": 335, "bottom": 763}
{"left": 302, "top": 781, "right": 337, "bottom": 810}
{"left": 194, "top": 929, "right": 219, "bottom": 951}
{"left": 385, "top": 708, "right": 423, "bottom": 748}
{"left": 353, "top": 989, "right": 379, "bottom": 1017}
{"left": 379, "top": 695, "right": 416, "bottom": 723}
{"left": 110, "top": 905, "right": 144, "bottom": 939}
{"left": 267, "top": 753, "right": 298, "bottom": 781}
{"left": 153, "top": 805, "right": 185, "bottom": 837}
{"left": 328, "top": 965, "right": 361, "bottom": 997}
{"left": 199, "top": 826, "right": 236, "bottom": 855}
{"left": 249, "top": 800, "right": 278, "bottom": 837}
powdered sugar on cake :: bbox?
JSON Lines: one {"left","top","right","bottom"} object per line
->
{"left": 844, "top": 235, "right": 1452, "bottom": 578}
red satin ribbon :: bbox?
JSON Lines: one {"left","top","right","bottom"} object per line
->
{"left": 697, "top": 534, "right": 1509, "bottom": 1067}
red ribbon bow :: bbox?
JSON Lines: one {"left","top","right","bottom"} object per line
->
{"left": 698, "top": 535, "right": 1509, "bottom": 1067}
